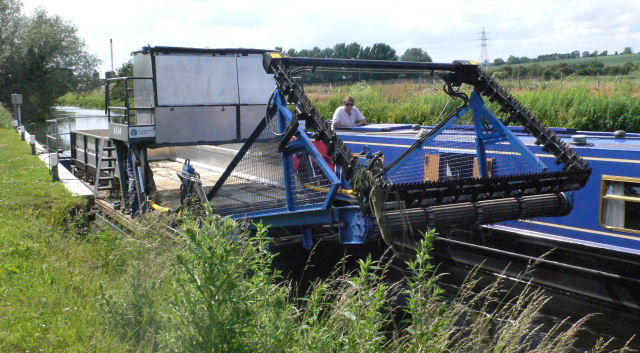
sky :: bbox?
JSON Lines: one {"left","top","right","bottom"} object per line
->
{"left": 20, "top": 0, "right": 640, "bottom": 73}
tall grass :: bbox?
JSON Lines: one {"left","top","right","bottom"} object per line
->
{"left": 99, "top": 211, "right": 636, "bottom": 352}
{"left": 311, "top": 79, "right": 640, "bottom": 132}
{"left": 0, "top": 127, "right": 132, "bottom": 351}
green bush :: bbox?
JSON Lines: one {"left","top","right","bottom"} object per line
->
{"left": 0, "top": 104, "right": 13, "bottom": 128}
{"left": 162, "top": 214, "right": 296, "bottom": 352}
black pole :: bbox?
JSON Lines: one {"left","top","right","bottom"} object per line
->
{"left": 206, "top": 117, "right": 267, "bottom": 200}
{"left": 263, "top": 54, "right": 467, "bottom": 73}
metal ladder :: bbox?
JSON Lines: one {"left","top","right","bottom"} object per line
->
{"left": 94, "top": 139, "right": 118, "bottom": 192}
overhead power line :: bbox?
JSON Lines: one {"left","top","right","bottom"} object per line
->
{"left": 479, "top": 27, "right": 489, "bottom": 66}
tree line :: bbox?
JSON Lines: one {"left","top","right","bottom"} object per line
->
{"left": 277, "top": 42, "right": 433, "bottom": 83}
{"left": 492, "top": 47, "right": 634, "bottom": 66}
{"left": 0, "top": 0, "right": 99, "bottom": 121}
{"left": 492, "top": 61, "right": 639, "bottom": 80}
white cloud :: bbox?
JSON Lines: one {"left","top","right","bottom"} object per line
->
{"left": 20, "top": 0, "right": 640, "bottom": 72}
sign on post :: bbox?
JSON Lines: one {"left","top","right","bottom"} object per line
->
{"left": 10, "top": 94, "right": 22, "bottom": 105}
{"left": 10, "top": 93, "right": 23, "bottom": 126}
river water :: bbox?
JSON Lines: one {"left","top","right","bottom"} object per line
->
{"left": 25, "top": 106, "right": 109, "bottom": 151}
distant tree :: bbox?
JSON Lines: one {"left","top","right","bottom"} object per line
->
{"left": 333, "top": 42, "right": 347, "bottom": 58}
{"left": 582, "top": 51, "right": 590, "bottom": 58}
{"left": 623, "top": 47, "right": 633, "bottom": 54}
{"left": 109, "top": 60, "right": 133, "bottom": 104}
{"left": 368, "top": 43, "right": 397, "bottom": 60}
{"left": 615, "top": 51, "right": 619, "bottom": 55}
{"left": 0, "top": 0, "right": 21, "bottom": 65}
{"left": 571, "top": 50, "right": 581, "bottom": 58}
{"left": 506, "top": 55, "right": 520, "bottom": 64}
{"left": 601, "top": 50, "right": 608, "bottom": 56}
{"left": 311, "top": 46, "right": 322, "bottom": 57}
{"left": 319, "top": 47, "right": 333, "bottom": 58}
{"left": 274, "top": 46, "right": 283, "bottom": 52}
{"left": 591, "top": 50, "right": 598, "bottom": 57}
{"left": 345, "top": 42, "right": 362, "bottom": 59}
{"left": 285, "top": 42, "right": 403, "bottom": 83}
{"left": 492, "top": 58, "right": 505, "bottom": 66}
{"left": 0, "top": 2, "right": 99, "bottom": 120}
{"left": 622, "top": 62, "right": 637, "bottom": 74}
{"left": 400, "top": 48, "right": 432, "bottom": 62}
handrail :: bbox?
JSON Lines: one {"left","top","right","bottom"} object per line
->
{"left": 107, "top": 106, "right": 154, "bottom": 110}
{"left": 105, "top": 76, "right": 154, "bottom": 126}
{"left": 106, "top": 76, "right": 152, "bottom": 81}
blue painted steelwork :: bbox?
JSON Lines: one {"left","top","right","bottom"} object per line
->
{"left": 217, "top": 90, "right": 559, "bottom": 247}
{"left": 383, "top": 105, "right": 470, "bottom": 178}
{"left": 469, "top": 92, "right": 547, "bottom": 173}
{"left": 337, "top": 123, "right": 640, "bottom": 253}
{"left": 383, "top": 92, "right": 546, "bottom": 181}
{"left": 272, "top": 91, "right": 341, "bottom": 212}
{"left": 302, "top": 227, "right": 313, "bottom": 250}
{"left": 339, "top": 211, "right": 374, "bottom": 244}
{"left": 213, "top": 90, "right": 375, "bottom": 246}
{"left": 251, "top": 206, "right": 373, "bottom": 245}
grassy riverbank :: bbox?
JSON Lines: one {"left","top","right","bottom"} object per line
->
{"left": 0, "top": 122, "right": 632, "bottom": 351}
{"left": 56, "top": 88, "right": 124, "bottom": 110}
{"left": 309, "top": 75, "right": 640, "bottom": 132}
{"left": 0, "top": 127, "right": 129, "bottom": 350}
{"left": 59, "top": 75, "right": 640, "bottom": 132}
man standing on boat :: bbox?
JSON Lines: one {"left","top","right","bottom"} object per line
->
{"left": 331, "top": 96, "right": 366, "bottom": 129}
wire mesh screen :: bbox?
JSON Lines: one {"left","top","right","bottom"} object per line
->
{"left": 210, "top": 126, "right": 332, "bottom": 217}
{"left": 384, "top": 123, "right": 544, "bottom": 185}
{"left": 290, "top": 145, "right": 334, "bottom": 209}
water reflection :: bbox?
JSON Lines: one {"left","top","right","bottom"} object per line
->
{"left": 26, "top": 106, "right": 111, "bottom": 151}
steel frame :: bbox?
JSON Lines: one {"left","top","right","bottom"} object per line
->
{"left": 208, "top": 90, "right": 374, "bottom": 248}
{"left": 384, "top": 91, "right": 547, "bottom": 181}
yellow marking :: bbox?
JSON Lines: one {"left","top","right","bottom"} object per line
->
{"left": 304, "top": 183, "right": 354, "bottom": 196}
{"left": 536, "top": 153, "right": 640, "bottom": 164}
{"left": 345, "top": 141, "right": 640, "bottom": 164}
{"left": 347, "top": 141, "right": 410, "bottom": 148}
{"left": 270, "top": 53, "right": 282, "bottom": 58}
{"left": 468, "top": 60, "right": 479, "bottom": 65}
{"left": 520, "top": 220, "right": 640, "bottom": 241}
{"left": 151, "top": 202, "right": 171, "bottom": 213}
{"left": 599, "top": 175, "right": 640, "bottom": 235}
{"left": 602, "top": 194, "right": 640, "bottom": 203}
{"left": 602, "top": 175, "right": 640, "bottom": 184}
{"left": 348, "top": 141, "right": 525, "bottom": 156}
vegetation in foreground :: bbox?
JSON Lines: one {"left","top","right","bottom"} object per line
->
{"left": 1, "top": 123, "right": 636, "bottom": 352}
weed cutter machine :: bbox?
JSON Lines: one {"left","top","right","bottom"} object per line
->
{"left": 203, "top": 53, "right": 591, "bottom": 254}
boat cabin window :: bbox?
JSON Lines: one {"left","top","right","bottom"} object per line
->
{"left": 600, "top": 175, "right": 640, "bottom": 234}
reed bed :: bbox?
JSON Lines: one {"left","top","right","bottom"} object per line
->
{"left": 310, "top": 77, "right": 640, "bottom": 132}
{"left": 55, "top": 75, "right": 640, "bottom": 132}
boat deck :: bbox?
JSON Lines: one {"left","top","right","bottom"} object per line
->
{"left": 150, "top": 160, "right": 221, "bottom": 208}
{"left": 149, "top": 160, "right": 287, "bottom": 213}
